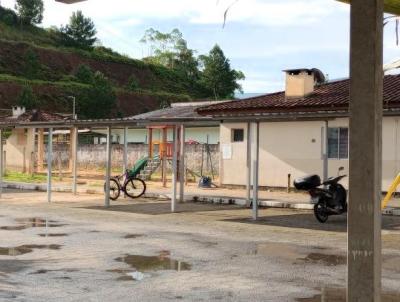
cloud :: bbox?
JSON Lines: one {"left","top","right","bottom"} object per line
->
{"left": 2, "top": 0, "right": 342, "bottom": 27}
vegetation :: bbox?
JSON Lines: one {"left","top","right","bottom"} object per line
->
{"left": 141, "top": 29, "right": 244, "bottom": 98}
{"left": 60, "top": 11, "right": 97, "bottom": 49}
{"left": 4, "top": 170, "right": 47, "bottom": 183}
{"left": 17, "top": 84, "right": 39, "bottom": 110}
{"left": 23, "top": 48, "right": 41, "bottom": 79}
{"left": 0, "top": 2, "right": 245, "bottom": 121}
{"left": 127, "top": 74, "right": 140, "bottom": 91}
{"left": 78, "top": 71, "right": 116, "bottom": 119}
{"left": 199, "top": 45, "right": 245, "bottom": 99}
{"left": 15, "top": 0, "right": 44, "bottom": 25}
{"left": 75, "top": 64, "right": 94, "bottom": 84}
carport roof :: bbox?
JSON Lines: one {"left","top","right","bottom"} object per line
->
{"left": 131, "top": 101, "right": 229, "bottom": 122}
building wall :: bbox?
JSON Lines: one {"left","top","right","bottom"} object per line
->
{"left": 220, "top": 117, "right": 400, "bottom": 191}
{"left": 4, "top": 128, "right": 35, "bottom": 173}
{"left": 93, "top": 127, "right": 220, "bottom": 144}
{"left": 42, "top": 144, "right": 219, "bottom": 176}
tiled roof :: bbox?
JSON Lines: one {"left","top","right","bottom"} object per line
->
{"left": 2, "top": 110, "right": 69, "bottom": 122}
{"left": 197, "top": 74, "right": 400, "bottom": 116}
{"left": 131, "top": 101, "right": 230, "bottom": 120}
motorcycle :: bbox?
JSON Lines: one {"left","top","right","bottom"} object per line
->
{"left": 294, "top": 167, "right": 347, "bottom": 223}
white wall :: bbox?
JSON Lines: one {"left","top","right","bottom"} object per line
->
{"left": 220, "top": 117, "right": 400, "bottom": 191}
{"left": 94, "top": 127, "right": 220, "bottom": 144}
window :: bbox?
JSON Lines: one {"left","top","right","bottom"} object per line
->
{"left": 231, "top": 129, "right": 244, "bottom": 142}
{"left": 328, "top": 127, "right": 349, "bottom": 159}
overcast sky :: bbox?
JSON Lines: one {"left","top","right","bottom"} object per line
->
{"left": 2, "top": 0, "right": 400, "bottom": 93}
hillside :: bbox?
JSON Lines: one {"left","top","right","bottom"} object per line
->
{"left": 0, "top": 6, "right": 209, "bottom": 118}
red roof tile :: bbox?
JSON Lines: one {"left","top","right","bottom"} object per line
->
{"left": 197, "top": 74, "right": 400, "bottom": 116}
{"left": 2, "top": 110, "right": 69, "bottom": 122}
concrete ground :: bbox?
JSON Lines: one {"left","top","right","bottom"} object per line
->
{"left": 0, "top": 190, "right": 400, "bottom": 301}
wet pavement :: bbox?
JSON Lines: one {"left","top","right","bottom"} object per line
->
{"left": 0, "top": 190, "right": 399, "bottom": 301}
{"left": 296, "top": 287, "right": 400, "bottom": 301}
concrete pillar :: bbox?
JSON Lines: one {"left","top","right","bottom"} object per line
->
{"left": 72, "top": 127, "right": 78, "bottom": 195}
{"left": 246, "top": 122, "right": 251, "bottom": 205}
{"left": 47, "top": 128, "right": 53, "bottom": 203}
{"left": 123, "top": 127, "right": 128, "bottom": 173}
{"left": 148, "top": 128, "right": 153, "bottom": 158}
{"left": 69, "top": 128, "right": 73, "bottom": 171}
{"left": 252, "top": 122, "right": 260, "bottom": 220}
{"left": 0, "top": 129, "right": 3, "bottom": 198}
{"left": 179, "top": 125, "right": 185, "bottom": 203}
{"left": 162, "top": 128, "right": 167, "bottom": 188}
{"left": 323, "top": 120, "right": 329, "bottom": 181}
{"left": 105, "top": 127, "right": 112, "bottom": 207}
{"left": 171, "top": 126, "right": 179, "bottom": 212}
{"left": 348, "top": 1, "right": 383, "bottom": 301}
{"left": 37, "top": 128, "right": 44, "bottom": 171}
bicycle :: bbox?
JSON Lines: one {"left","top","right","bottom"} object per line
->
{"left": 104, "top": 170, "right": 146, "bottom": 201}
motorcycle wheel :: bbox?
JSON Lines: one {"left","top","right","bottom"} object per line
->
{"left": 314, "top": 203, "right": 329, "bottom": 223}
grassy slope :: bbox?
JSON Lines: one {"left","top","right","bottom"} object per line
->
{"left": 0, "top": 7, "right": 209, "bottom": 117}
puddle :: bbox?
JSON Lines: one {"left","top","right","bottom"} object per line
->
{"left": 299, "top": 253, "right": 346, "bottom": 266}
{"left": 38, "top": 233, "right": 68, "bottom": 237}
{"left": 0, "top": 218, "right": 66, "bottom": 230}
{"left": 123, "top": 234, "right": 143, "bottom": 239}
{"left": 0, "top": 244, "right": 61, "bottom": 256}
{"left": 115, "top": 253, "right": 191, "bottom": 272}
{"left": 253, "top": 242, "right": 345, "bottom": 266}
{"left": 296, "top": 287, "right": 400, "bottom": 301}
{"left": 112, "top": 250, "right": 191, "bottom": 281}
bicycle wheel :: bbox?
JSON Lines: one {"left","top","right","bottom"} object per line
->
{"left": 124, "top": 178, "right": 146, "bottom": 198}
{"left": 104, "top": 178, "right": 121, "bottom": 201}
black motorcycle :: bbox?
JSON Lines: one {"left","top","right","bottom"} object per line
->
{"left": 294, "top": 167, "right": 347, "bottom": 223}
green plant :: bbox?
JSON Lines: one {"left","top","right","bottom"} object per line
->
{"left": 23, "top": 48, "right": 41, "bottom": 79}
{"left": 17, "top": 84, "right": 39, "bottom": 109}
{"left": 60, "top": 11, "right": 97, "bottom": 49}
{"left": 15, "top": 0, "right": 44, "bottom": 25}
{"left": 75, "top": 64, "right": 94, "bottom": 84}
{"left": 76, "top": 71, "right": 116, "bottom": 119}
{"left": 127, "top": 74, "right": 139, "bottom": 91}
{"left": 199, "top": 44, "right": 245, "bottom": 99}
{"left": 0, "top": 6, "right": 19, "bottom": 26}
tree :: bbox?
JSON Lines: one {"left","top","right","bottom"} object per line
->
{"left": 199, "top": 44, "right": 245, "bottom": 99}
{"left": 61, "top": 11, "right": 97, "bottom": 49}
{"left": 15, "top": 0, "right": 44, "bottom": 25}
{"left": 78, "top": 71, "right": 116, "bottom": 119}
{"left": 17, "top": 85, "right": 39, "bottom": 110}
{"left": 75, "top": 64, "right": 94, "bottom": 84}
{"left": 23, "top": 48, "right": 41, "bottom": 79}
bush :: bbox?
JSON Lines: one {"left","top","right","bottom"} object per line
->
{"left": 126, "top": 74, "right": 139, "bottom": 91}
{"left": 0, "top": 7, "right": 19, "bottom": 26}
{"left": 17, "top": 84, "right": 40, "bottom": 109}
{"left": 23, "top": 48, "right": 41, "bottom": 79}
{"left": 76, "top": 71, "right": 116, "bottom": 119}
{"left": 75, "top": 64, "right": 94, "bottom": 84}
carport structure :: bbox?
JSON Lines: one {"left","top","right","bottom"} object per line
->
{"left": 0, "top": 0, "right": 397, "bottom": 300}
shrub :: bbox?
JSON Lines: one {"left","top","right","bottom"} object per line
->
{"left": 126, "top": 74, "right": 139, "bottom": 91}
{"left": 17, "top": 84, "right": 40, "bottom": 109}
{"left": 75, "top": 64, "right": 94, "bottom": 84}
{"left": 23, "top": 48, "right": 41, "bottom": 79}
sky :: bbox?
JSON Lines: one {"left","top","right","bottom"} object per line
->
{"left": 2, "top": 0, "right": 400, "bottom": 93}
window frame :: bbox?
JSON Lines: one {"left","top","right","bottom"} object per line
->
{"left": 231, "top": 128, "right": 244, "bottom": 143}
{"left": 327, "top": 127, "right": 349, "bottom": 160}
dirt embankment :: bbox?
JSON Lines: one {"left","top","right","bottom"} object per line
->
{"left": 0, "top": 40, "right": 195, "bottom": 116}
{"left": 0, "top": 39, "right": 186, "bottom": 92}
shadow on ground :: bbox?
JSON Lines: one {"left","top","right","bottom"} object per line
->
{"left": 221, "top": 211, "right": 400, "bottom": 232}
{"left": 82, "top": 201, "right": 243, "bottom": 215}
